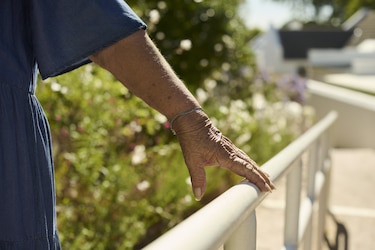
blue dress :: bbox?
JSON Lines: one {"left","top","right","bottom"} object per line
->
{"left": 0, "top": 0, "right": 146, "bottom": 248}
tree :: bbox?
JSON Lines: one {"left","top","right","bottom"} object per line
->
{"left": 126, "top": 0, "right": 256, "bottom": 97}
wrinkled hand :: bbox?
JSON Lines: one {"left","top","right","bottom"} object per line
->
{"left": 172, "top": 109, "right": 276, "bottom": 201}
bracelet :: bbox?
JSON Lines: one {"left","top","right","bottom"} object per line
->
{"left": 170, "top": 107, "right": 203, "bottom": 135}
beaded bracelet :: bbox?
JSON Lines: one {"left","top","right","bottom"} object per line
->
{"left": 169, "top": 107, "right": 203, "bottom": 135}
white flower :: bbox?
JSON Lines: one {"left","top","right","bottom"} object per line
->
{"left": 149, "top": 9, "right": 160, "bottom": 24}
{"left": 253, "top": 92, "right": 266, "bottom": 110}
{"left": 136, "top": 180, "right": 150, "bottom": 192}
{"left": 154, "top": 113, "right": 167, "bottom": 123}
{"left": 132, "top": 145, "right": 146, "bottom": 165}
{"left": 51, "top": 82, "right": 61, "bottom": 92}
{"left": 180, "top": 39, "right": 192, "bottom": 51}
{"left": 196, "top": 88, "right": 208, "bottom": 103}
{"left": 185, "top": 177, "right": 192, "bottom": 186}
{"left": 129, "top": 121, "right": 142, "bottom": 133}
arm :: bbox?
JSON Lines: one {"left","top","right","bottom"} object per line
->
{"left": 90, "top": 29, "right": 197, "bottom": 121}
{"left": 90, "top": 30, "right": 275, "bottom": 200}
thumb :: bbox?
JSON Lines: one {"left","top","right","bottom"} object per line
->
{"left": 188, "top": 165, "right": 207, "bottom": 201}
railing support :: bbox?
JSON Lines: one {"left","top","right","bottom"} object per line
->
{"left": 316, "top": 157, "right": 332, "bottom": 249}
{"left": 284, "top": 160, "right": 303, "bottom": 249}
{"left": 224, "top": 211, "right": 256, "bottom": 250}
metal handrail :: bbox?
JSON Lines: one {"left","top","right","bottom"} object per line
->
{"left": 144, "top": 111, "right": 338, "bottom": 250}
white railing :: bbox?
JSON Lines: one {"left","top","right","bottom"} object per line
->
{"left": 308, "top": 80, "right": 375, "bottom": 148}
{"left": 144, "top": 111, "right": 338, "bottom": 250}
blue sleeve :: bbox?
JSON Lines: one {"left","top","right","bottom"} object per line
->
{"left": 31, "top": 0, "right": 147, "bottom": 79}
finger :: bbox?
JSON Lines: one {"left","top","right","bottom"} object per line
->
{"left": 235, "top": 150, "right": 272, "bottom": 180}
{"left": 215, "top": 138, "right": 275, "bottom": 192}
{"left": 233, "top": 160, "right": 272, "bottom": 192}
{"left": 246, "top": 165, "right": 276, "bottom": 191}
{"left": 186, "top": 163, "right": 207, "bottom": 201}
{"left": 255, "top": 167, "right": 276, "bottom": 190}
{"left": 217, "top": 152, "right": 275, "bottom": 192}
{"left": 221, "top": 137, "right": 261, "bottom": 171}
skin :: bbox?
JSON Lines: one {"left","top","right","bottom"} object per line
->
{"left": 90, "top": 29, "right": 276, "bottom": 201}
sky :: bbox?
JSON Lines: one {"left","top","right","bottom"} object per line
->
{"left": 239, "top": 0, "right": 294, "bottom": 30}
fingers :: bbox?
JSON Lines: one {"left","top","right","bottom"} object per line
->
{"left": 226, "top": 157, "right": 274, "bottom": 192}
{"left": 243, "top": 163, "right": 276, "bottom": 192}
{"left": 216, "top": 135, "right": 276, "bottom": 192}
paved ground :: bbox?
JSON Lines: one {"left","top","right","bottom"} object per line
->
{"left": 256, "top": 148, "right": 375, "bottom": 250}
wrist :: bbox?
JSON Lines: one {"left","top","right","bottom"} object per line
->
{"left": 169, "top": 108, "right": 210, "bottom": 135}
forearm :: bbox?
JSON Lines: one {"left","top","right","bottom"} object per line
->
{"left": 90, "top": 30, "right": 200, "bottom": 120}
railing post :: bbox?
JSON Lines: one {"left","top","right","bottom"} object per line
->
{"left": 304, "top": 142, "right": 318, "bottom": 250}
{"left": 316, "top": 134, "right": 332, "bottom": 250}
{"left": 307, "top": 142, "right": 318, "bottom": 199}
{"left": 284, "top": 159, "right": 303, "bottom": 249}
{"left": 224, "top": 211, "right": 257, "bottom": 250}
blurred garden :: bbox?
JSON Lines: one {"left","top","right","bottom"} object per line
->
{"left": 36, "top": 0, "right": 315, "bottom": 249}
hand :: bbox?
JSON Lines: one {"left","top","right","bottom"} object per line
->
{"left": 172, "top": 109, "right": 276, "bottom": 201}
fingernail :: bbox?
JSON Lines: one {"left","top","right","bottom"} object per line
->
{"left": 266, "top": 183, "right": 272, "bottom": 193}
{"left": 194, "top": 188, "right": 202, "bottom": 201}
